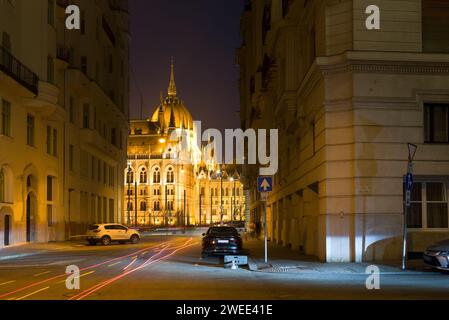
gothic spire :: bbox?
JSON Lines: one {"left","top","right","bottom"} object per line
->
{"left": 167, "top": 57, "right": 177, "bottom": 97}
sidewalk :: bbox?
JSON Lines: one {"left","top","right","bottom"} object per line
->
{"left": 0, "top": 241, "right": 86, "bottom": 262}
{"left": 245, "top": 239, "right": 428, "bottom": 275}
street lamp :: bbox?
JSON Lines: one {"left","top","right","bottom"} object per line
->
{"left": 402, "top": 143, "right": 418, "bottom": 271}
{"left": 127, "top": 163, "right": 132, "bottom": 226}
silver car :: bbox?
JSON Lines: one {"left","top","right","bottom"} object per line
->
{"left": 423, "top": 239, "right": 449, "bottom": 271}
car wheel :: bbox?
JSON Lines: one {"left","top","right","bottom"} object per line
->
{"left": 101, "top": 236, "right": 111, "bottom": 246}
{"left": 130, "top": 234, "right": 140, "bottom": 244}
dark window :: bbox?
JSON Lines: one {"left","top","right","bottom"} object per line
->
{"left": 47, "top": 0, "right": 54, "bottom": 26}
{"left": 81, "top": 56, "right": 87, "bottom": 75}
{"left": 1, "top": 99, "right": 11, "bottom": 136}
{"left": 26, "top": 114, "right": 35, "bottom": 146}
{"left": 69, "top": 145, "right": 75, "bottom": 172}
{"left": 427, "top": 182, "right": 448, "bottom": 228}
{"left": 53, "top": 128, "right": 58, "bottom": 157}
{"left": 0, "top": 169, "right": 4, "bottom": 203}
{"left": 424, "top": 103, "right": 449, "bottom": 143}
{"left": 83, "top": 104, "right": 90, "bottom": 129}
{"left": 46, "top": 126, "right": 52, "bottom": 154}
{"left": 47, "top": 56, "right": 54, "bottom": 83}
{"left": 422, "top": 0, "right": 449, "bottom": 53}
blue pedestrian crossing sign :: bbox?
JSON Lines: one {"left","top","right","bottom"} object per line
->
{"left": 258, "top": 177, "right": 273, "bottom": 192}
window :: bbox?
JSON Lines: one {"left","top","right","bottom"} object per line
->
{"left": 153, "top": 188, "right": 160, "bottom": 196}
{"left": 53, "top": 129, "right": 57, "bottom": 157}
{"left": 26, "top": 114, "right": 35, "bottom": 146}
{"left": 140, "top": 168, "right": 147, "bottom": 184}
{"left": 111, "top": 128, "right": 117, "bottom": 146}
{"left": 127, "top": 202, "right": 133, "bottom": 211}
{"left": 80, "top": 11, "right": 86, "bottom": 35}
{"left": 0, "top": 169, "right": 4, "bottom": 203}
{"left": 69, "top": 145, "right": 74, "bottom": 172}
{"left": 140, "top": 201, "right": 147, "bottom": 212}
{"left": 47, "top": 176, "right": 53, "bottom": 201}
{"left": 154, "top": 201, "right": 161, "bottom": 211}
{"left": 47, "top": 56, "right": 54, "bottom": 83}
{"left": 46, "top": 126, "right": 52, "bottom": 154}
{"left": 47, "top": 0, "right": 54, "bottom": 26}
{"left": 424, "top": 103, "right": 449, "bottom": 143}
{"left": 405, "top": 181, "right": 449, "bottom": 230}
{"left": 1, "top": 99, "right": 11, "bottom": 136}
{"left": 83, "top": 104, "right": 90, "bottom": 129}
{"left": 47, "top": 204, "right": 53, "bottom": 227}
{"left": 167, "top": 188, "right": 174, "bottom": 196}
{"left": 153, "top": 168, "right": 161, "bottom": 184}
{"left": 2, "top": 32, "right": 11, "bottom": 52}
{"left": 69, "top": 97, "right": 75, "bottom": 124}
{"left": 81, "top": 56, "right": 88, "bottom": 75}
{"left": 167, "top": 200, "right": 174, "bottom": 211}
{"left": 47, "top": 176, "right": 54, "bottom": 227}
{"left": 427, "top": 183, "right": 448, "bottom": 228}
{"left": 126, "top": 170, "right": 134, "bottom": 184}
{"left": 422, "top": 0, "right": 449, "bottom": 53}
{"left": 167, "top": 167, "right": 174, "bottom": 184}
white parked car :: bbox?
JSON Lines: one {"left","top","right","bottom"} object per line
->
{"left": 86, "top": 224, "right": 140, "bottom": 246}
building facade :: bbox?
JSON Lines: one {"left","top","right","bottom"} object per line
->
{"left": 126, "top": 63, "right": 245, "bottom": 226}
{"left": 0, "top": 0, "right": 130, "bottom": 248}
{"left": 238, "top": 0, "right": 449, "bottom": 262}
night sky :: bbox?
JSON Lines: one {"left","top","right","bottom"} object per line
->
{"left": 129, "top": 0, "right": 244, "bottom": 130}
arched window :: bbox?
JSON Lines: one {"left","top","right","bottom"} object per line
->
{"left": 154, "top": 201, "right": 161, "bottom": 211}
{"left": 153, "top": 168, "right": 161, "bottom": 184}
{"left": 126, "top": 170, "right": 134, "bottom": 184}
{"left": 140, "top": 201, "right": 147, "bottom": 211}
{"left": 0, "top": 169, "right": 4, "bottom": 203}
{"left": 167, "top": 167, "right": 174, "bottom": 184}
{"left": 127, "top": 202, "right": 134, "bottom": 211}
{"left": 140, "top": 168, "right": 147, "bottom": 184}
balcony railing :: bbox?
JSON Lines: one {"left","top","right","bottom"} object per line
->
{"left": 128, "top": 154, "right": 175, "bottom": 160}
{"left": 0, "top": 46, "right": 39, "bottom": 95}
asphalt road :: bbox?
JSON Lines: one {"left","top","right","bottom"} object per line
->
{"left": 0, "top": 236, "right": 449, "bottom": 300}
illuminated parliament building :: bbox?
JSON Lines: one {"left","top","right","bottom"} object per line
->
{"left": 125, "top": 62, "right": 246, "bottom": 226}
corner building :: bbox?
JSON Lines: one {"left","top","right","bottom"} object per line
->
{"left": 0, "top": 0, "right": 130, "bottom": 247}
{"left": 238, "top": 0, "right": 449, "bottom": 262}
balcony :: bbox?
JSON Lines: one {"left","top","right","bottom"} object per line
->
{"left": 0, "top": 46, "right": 39, "bottom": 96}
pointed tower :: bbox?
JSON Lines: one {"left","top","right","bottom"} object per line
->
{"left": 167, "top": 57, "right": 177, "bottom": 97}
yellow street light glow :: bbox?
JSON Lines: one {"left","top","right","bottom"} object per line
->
{"left": 159, "top": 138, "right": 166, "bottom": 144}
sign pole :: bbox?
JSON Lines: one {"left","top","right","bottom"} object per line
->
{"left": 264, "top": 199, "right": 268, "bottom": 264}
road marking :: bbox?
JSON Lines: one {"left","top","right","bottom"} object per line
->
{"left": 123, "top": 257, "right": 138, "bottom": 270}
{"left": 56, "top": 271, "right": 96, "bottom": 284}
{"left": 0, "top": 280, "right": 16, "bottom": 286}
{"left": 108, "top": 261, "right": 122, "bottom": 267}
{"left": 15, "top": 286, "right": 50, "bottom": 300}
{"left": 33, "top": 271, "right": 52, "bottom": 277}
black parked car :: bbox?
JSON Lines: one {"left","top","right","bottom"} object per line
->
{"left": 201, "top": 226, "right": 243, "bottom": 257}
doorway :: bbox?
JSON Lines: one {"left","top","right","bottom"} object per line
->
{"left": 4, "top": 215, "right": 10, "bottom": 246}
{"left": 26, "top": 193, "right": 36, "bottom": 242}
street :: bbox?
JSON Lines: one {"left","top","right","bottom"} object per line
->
{"left": 0, "top": 235, "right": 449, "bottom": 300}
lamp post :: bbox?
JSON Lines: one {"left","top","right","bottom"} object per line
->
{"left": 127, "top": 163, "right": 132, "bottom": 226}
{"left": 402, "top": 143, "right": 418, "bottom": 271}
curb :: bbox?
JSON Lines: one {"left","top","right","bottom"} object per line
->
{"left": 0, "top": 252, "right": 43, "bottom": 262}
